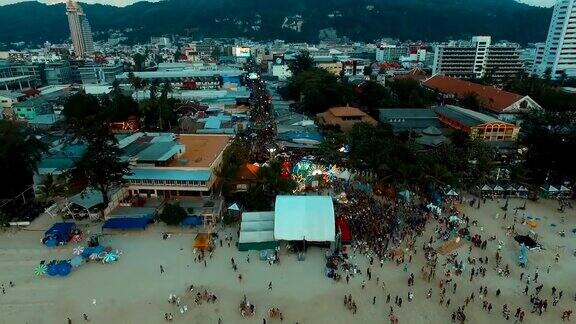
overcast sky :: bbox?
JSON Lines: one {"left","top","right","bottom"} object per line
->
{"left": 0, "top": 0, "right": 558, "bottom": 7}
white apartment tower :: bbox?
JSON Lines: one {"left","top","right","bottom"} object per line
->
{"left": 536, "top": 0, "right": 576, "bottom": 78}
{"left": 432, "top": 36, "right": 523, "bottom": 81}
{"left": 66, "top": 0, "right": 94, "bottom": 59}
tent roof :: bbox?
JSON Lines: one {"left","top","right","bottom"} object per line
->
{"left": 228, "top": 203, "right": 241, "bottom": 211}
{"left": 45, "top": 222, "right": 74, "bottom": 236}
{"left": 239, "top": 230, "right": 275, "bottom": 244}
{"left": 338, "top": 169, "right": 351, "bottom": 180}
{"left": 240, "top": 211, "right": 275, "bottom": 244}
{"left": 274, "top": 195, "right": 335, "bottom": 242}
{"left": 447, "top": 189, "right": 458, "bottom": 196}
{"left": 541, "top": 185, "right": 558, "bottom": 192}
{"left": 481, "top": 185, "right": 492, "bottom": 191}
{"left": 493, "top": 185, "right": 504, "bottom": 191}
{"left": 560, "top": 185, "right": 571, "bottom": 192}
{"left": 517, "top": 186, "right": 528, "bottom": 191}
{"left": 69, "top": 189, "right": 106, "bottom": 209}
{"left": 242, "top": 211, "right": 275, "bottom": 222}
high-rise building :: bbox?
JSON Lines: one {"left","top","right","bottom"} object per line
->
{"left": 66, "top": 0, "right": 94, "bottom": 59}
{"left": 535, "top": 0, "right": 576, "bottom": 78}
{"left": 432, "top": 36, "right": 523, "bottom": 81}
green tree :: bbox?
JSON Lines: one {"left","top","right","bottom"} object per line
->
{"left": 353, "top": 81, "right": 396, "bottom": 117}
{"left": 74, "top": 131, "right": 131, "bottom": 217}
{"left": 460, "top": 92, "right": 482, "bottom": 111}
{"left": 0, "top": 121, "right": 47, "bottom": 198}
{"left": 63, "top": 92, "right": 102, "bottom": 135}
{"left": 285, "top": 68, "right": 351, "bottom": 114}
{"left": 132, "top": 53, "right": 146, "bottom": 71}
{"left": 288, "top": 50, "right": 314, "bottom": 77}
{"left": 218, "top": 139, "right": 250, "bottom": 197}
{"left": 128, "top": 72, "right": 147, "bottom": 92}
{"left": 159, "top": 202, "right": 188, "bottom": 225}
{"left": 388, "top": 79, "right": 435, "bottom": 107}
{"left": 363, "top": 65, "right": 373, "bottom": 76}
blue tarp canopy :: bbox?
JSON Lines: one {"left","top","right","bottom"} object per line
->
{"left": 182, "top": 216, "right": 202, "bottom": 226}
{"left": 102, "top": 217, "right": 149, "bottom": 230}
{"left": 44, "top": 222, "right": 74, "bottom": 243}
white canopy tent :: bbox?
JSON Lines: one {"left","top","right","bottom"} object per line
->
{"left": 274, "top": 195, "right": 335, "bottom": 242}
{"left": 337, "top": 169, "right": 352, "bottom": 181}
{"left": 239, "top": 211, "right": 277, "bottom": 251}
{"left": 446, "top": 189, "right": 459, "bottom": 196}
{"left": 228, "top": 203, "right": 241, "bottom": 211}
{"left": 481, "top": 185, "right": 492, "bottom": 191}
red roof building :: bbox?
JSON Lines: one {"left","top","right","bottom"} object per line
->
{"left": 423, "top": 75, "right": 541, "bottom": 116}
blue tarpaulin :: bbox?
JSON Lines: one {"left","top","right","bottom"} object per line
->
{"left": 102, "top": 217, "right": 149, "bottom": 230}
{"left": 182, "top": 216, "right": 202, "bottom": 226}
{"left": 44, "top": 223, "right": 75, "bottom": 244}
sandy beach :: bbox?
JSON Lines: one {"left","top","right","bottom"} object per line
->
{"left": 0, "top": 196, "right": 575, "bottom": 324}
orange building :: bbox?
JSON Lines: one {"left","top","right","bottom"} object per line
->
{"left": 316, "top": 106, "right": 378, "bottom": 131}
{"left": 434, "top": 105, "right": 520, "bottom": 142}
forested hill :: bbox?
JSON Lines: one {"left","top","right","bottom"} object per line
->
{"left": 0, "top": 0, "right": 552, "bottom": 45}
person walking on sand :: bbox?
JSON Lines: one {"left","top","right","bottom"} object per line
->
{"left": 268, "top": 282, "right": 272, "bottom": 290}
{"left": 160, "top": 265, "right": 164, "bottom": 274}
{"left": 67, "top": 318, "right": 72, "bottom": 324}
{"left": 238, "top": 274, "right": 242, "bottom": 282}
{"left": 83, "top": 314, "right": 89, "bottom": 322}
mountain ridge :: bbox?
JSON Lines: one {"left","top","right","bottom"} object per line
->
{"left": 0, "top": 0, "right": 553, "bottom": 45}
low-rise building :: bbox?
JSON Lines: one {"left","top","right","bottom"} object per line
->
{"left": 317, "top": 106, "right": 377, "bottom": 131}
{"left": 379, "top": 108, "right": 442, "bottom": 133}
{"left": 121, "top": 133, "right": 231, "bottom": 200}
{"left": 423, "top": 75, "right": 542, "bottom": 121}
{"left": 434, "top": 105, "right": 520, "bottom": 142}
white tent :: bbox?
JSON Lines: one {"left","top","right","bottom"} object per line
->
{"left": 481, "top": 185, "right": 492, "bottom": 191}
{"left": 239, "top": 211, "right": 277, "bottom": 251}
{"left": 274, "top": 196, "right": 335, "bottom": 242}
{"left": 228, "top": 203, "right": 241, "bottom": 211}
{"left": 517, "top": 186, "right": 528, "bottom": 192}
{"left": 507, "top": 185, "right": 517, "bottom": 192}
{"left": 493, "top": 185, "right": 504, "bottom": 191}
{"left": 446, "top": 189, "right": 459, "bottom": 196}
{"left": 541, "top": 185, "right": 558, "bottom": 193}
{"left": 337, "top": 169, "right": 352, "bottom": 181}
{"left": 559, "top": 185, "right": 571, "bottom": 192}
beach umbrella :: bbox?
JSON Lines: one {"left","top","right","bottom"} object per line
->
{"left": 72, "top": 246, "right": 84, "bottom": 255}
{"left": 58, "top": 262, "right": 72, "bottom": 276}
{"left": 102, "top": 252, "right": 119, "bottom": 264}
{"left": 70, "top": 256, "right": 83, "bottom": 267}
{"left": 527, "top": 220, "right": 538, "bottom": 229}
{"left": 47, "top": 264, "right": 59, "bottom": 276}
{"left": 89, "top": 253, "right": 99, "bottom": 260}
{"left": 44, "top": 239, "right": 58, "bottom": 248}
{"left": 34, "top": 263, "right": 48, "bottom": 276}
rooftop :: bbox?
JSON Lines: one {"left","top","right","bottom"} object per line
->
{"left": 423, "top": 75, "right": 524, "bottom": 113}
{"left": 327, "top": 106, "right": 367, "bottom": 117}
{"left": 434, "top": 105, "right": 501, "bottom": 127}
{"left": 117, "top": 69, "right": 244, "bottom": 80}
{"left": 166, "top": 134, "right": 231, "bottom": 168}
